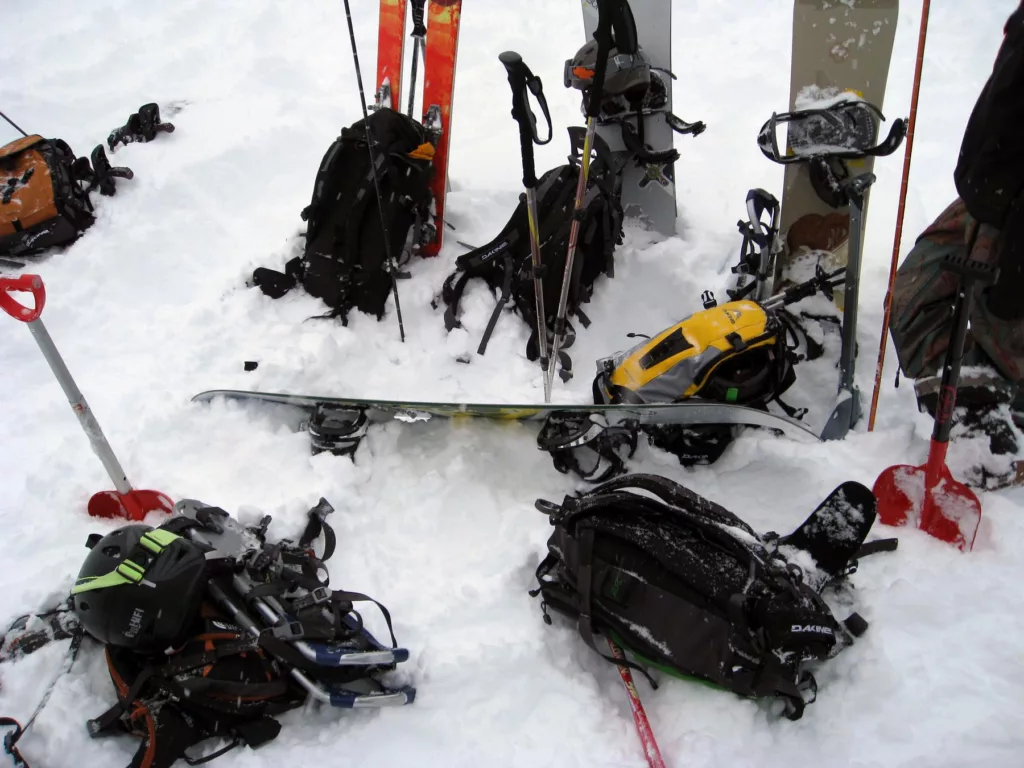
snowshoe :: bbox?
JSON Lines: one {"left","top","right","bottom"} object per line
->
{"left": 173, "top": 498, "right": 416, "bottom": 706}
{"left": 757, "top": 97, "right": 906, "bottom": 165}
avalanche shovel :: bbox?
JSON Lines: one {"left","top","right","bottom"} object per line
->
{"left": 872, "top": 255, "right": 998, "bottom": 551}
{"left": 0, "top": 274, "right": 173, "bottom": 520}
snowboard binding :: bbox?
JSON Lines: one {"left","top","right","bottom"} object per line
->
{"left": 74, "top": 145, "right": 134, "bottom": 197}
{"left": 307, "top": 403, "right": 369, "bottom": 458}
{"left": 537, "top": 411, "right": 638, "bottom": 483}
{"left": 107, "top": 103, "right": 175, "bottom": 151}
{"left": 729, "top": 188, "right": 783, "bottom": 302}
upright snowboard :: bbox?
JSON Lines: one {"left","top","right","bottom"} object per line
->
{"left": 582, "top": 0, "right": 680, "bottom": 237}
{"left": 773, "top": 0, "right": 899, "bottom": 305}
{"left": 375, "top": 0, "right": 409, "bottom": 110}
{"left": 420, "top": 0, "right": 462, "bottom": 256}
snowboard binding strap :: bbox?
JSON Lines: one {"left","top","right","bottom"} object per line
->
{"left": 537, "top": 411, "right": 638, "bottom": 483}
{"left": 757, "top": 98, "right": 907, "bottom": 165}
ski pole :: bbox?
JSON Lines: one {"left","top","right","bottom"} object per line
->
{"left": 407, "top": 0, "right": 427, "bottom": 119}
{"left": 867, "top": 0, "right": 931, "bottom": 431}
{"left": 342, "top": 0, "right": 407, "bottom": 343}
{"left": 546, "top": 0, "right": 622, "bottom": 393}
{"left": 608, "top": 639, "right": 667, "bottom": 768}
{"left": 0, "top": 109, "right": 28, "bottom": 138}
{"left": 499, "top": 50, "right": 554, "bottom": 401}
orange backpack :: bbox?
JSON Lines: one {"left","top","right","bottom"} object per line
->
{"left": 0, "top": 135, "right": 95, "bottom": 257}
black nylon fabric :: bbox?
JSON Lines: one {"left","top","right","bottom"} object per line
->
{"left": 94, "top": 611, "right": 306, "bottom": 768}
{"left": 440, "top": 129, "right": 623, "bottom": 361}
{"left": 955, "top": 1, "right": 1024, "bottom": 228}
{"left": 532, "top": 474, "right": 858, "bottom": 719}
{"left": 253, "top": 107, "right": 433, "bottom": 324}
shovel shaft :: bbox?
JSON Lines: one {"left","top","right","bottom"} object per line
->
{"left": 26, "top": 318, "right": 132, "bottom": 494}
{"left": 932, "top": 276, "right": 975, "bottom": 444}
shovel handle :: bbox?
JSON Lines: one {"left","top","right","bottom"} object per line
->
{"left": 0, "top": 274, "right": 45, "bottom": 322}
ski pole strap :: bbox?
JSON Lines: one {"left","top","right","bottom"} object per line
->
{"left": 499, "top": 51, "right": 552, "bottom": 189}
{"left": 410, "top": 0, "right": 426, "bottom": 38}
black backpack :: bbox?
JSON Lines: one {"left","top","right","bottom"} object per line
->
{"left": 439, "top": 128, "right": 623, "bottom": 377}
{"left": 92, "top": 606, "right": 307, "bottom": 768}
{"left": 253, "top": 107, "right": 434, "bottom": 323}
{"left": 531, "top": 474, "right": 888, "bottom": 720}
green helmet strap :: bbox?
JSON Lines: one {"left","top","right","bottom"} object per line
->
{"left": 72, "top": 529, "right": 180, "bottom": 595}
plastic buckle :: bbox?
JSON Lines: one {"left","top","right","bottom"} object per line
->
{"left": 115, "top": 560, "right": 145, "bottom": 584}
{"left": 272, "top": 621, "right": 304, "bottom": 641}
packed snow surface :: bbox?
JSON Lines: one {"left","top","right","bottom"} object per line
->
{"left": 2, "top": 1, "right": 1023, "bottom": 766}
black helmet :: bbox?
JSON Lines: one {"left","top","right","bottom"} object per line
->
{"left": 564, "top": 40, "right": 651, "bottom": 112}
{"left": 71, "top": 524, "right": 208, "bottom": 652}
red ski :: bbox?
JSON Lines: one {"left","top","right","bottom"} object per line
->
{"left": 420, "top": 0, "right": 462, "bottom": 257}
{"left": 376, "top": 0, "right": 408, "bottom": 109}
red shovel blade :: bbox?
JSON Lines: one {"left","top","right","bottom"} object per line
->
{"left": 88, "top": 489, "right": 175, "bottom": 521}
{"left": 873, "top": 462, "right": 981, "bottom": 552}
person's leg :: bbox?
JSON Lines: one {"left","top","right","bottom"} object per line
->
{"left": 986, "top": 191, "right": 1024, "bottom": 320}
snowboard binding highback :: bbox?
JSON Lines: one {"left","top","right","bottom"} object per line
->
{"left": 729, "top": 188, "right": 783, "bottom": 302}
{"left": 72, "top": 146, "right": 134, "bottom": 197}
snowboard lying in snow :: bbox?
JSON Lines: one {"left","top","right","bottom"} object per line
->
{"left": 191, "top": 388, "right": 823, "bottom": 442}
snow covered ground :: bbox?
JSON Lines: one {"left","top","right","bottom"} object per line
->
{"left": 2, "top": 0, "right": 1023, "bottom": 766}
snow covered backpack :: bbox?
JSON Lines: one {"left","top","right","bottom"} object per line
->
{"left": 532, "top": 474, "right": 889, "bottom": 720}
{"left": 253, "top": 107, "right": 435, "bottom": 323}
{"left": 439, "top": 128, "right": 623, "bottom": 377}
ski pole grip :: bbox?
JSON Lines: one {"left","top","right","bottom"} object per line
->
{"left": 0, "top": 274, "right": 45, "bottom": 322}
{"left": 587, "top": 0, "right": 624, "bottom": 118}
{"left": 410, "top": 0, "right": 426, "bottom": 37}
{"left": 499, "top": 51, "right": 538, "bottom": 189}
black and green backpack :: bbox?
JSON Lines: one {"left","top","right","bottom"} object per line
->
{"left": 531, "top": 473, "right": 892, "bottom": 719}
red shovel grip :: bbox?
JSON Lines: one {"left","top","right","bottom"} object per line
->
{"left": 0, "top": 274, "right": 45, "bottom": 322}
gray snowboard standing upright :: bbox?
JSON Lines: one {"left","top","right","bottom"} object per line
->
{"left": 773, "top": 0, "right": 900, "bottom": 303}
{"left": 581, "top": 0, "right": 686, "bottom": 237}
